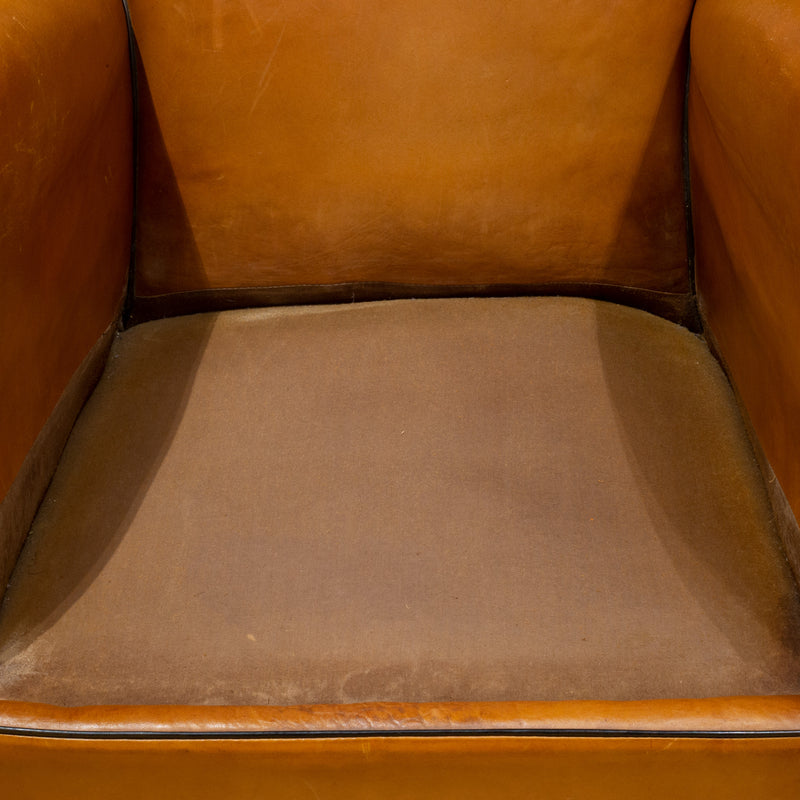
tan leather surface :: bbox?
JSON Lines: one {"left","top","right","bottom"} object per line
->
{"left": 1, "top": 696, "right": 800, "bottom": 736}
{"left": 2, "top": 299, "right": 798, "bottom": 706}
{"left": 690, "top": 0, "right": 800, "bottom": 521}
{"left": 129, "top": 0, "right": 691, "bottom": 298}
{"left": 0, "top": 0, "right": 133, "bottom": 502}
{"left": 1, "top": 733, "right": 799, "bottom": 799}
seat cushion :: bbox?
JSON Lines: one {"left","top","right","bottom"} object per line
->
{"left": 0, "top": 297, "right": 798, "bottom": 705}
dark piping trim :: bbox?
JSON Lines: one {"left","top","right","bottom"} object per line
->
{"left": 682, "top": 1, "right": 701, "bottom": 333}
{"left": 1, "top": 726, "right": 799, "bottom": 742}
{"left": 119, "top": 0, "right": 139, "bottom": 328}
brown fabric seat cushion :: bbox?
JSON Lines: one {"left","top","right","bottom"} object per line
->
{"left": 0, "top": 297, "right": 798, "bottom": 706}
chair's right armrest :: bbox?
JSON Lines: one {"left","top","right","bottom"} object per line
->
{"left": 0, "top": 0, "right": 133, "bottom": 586}
{"left": 690, "top": 0, "right": 800, "bottom": 526}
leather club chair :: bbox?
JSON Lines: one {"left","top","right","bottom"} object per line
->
{"left": 1, "top": 1, "right": 799, "bottom": 796}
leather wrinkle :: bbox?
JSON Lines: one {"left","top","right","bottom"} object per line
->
{"left": 5, "top": 694, "right": 800, "bottom": 736}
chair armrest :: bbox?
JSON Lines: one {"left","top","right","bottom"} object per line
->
{"left": 690, "top": 0, "right": 800, "bottom": 522}
{"left": 0, "top": 0, "right": 133, "bottom": 578}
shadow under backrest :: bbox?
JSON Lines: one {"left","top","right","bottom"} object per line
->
{"left": 127, "top": 0, "right": 695, "bottom": 316}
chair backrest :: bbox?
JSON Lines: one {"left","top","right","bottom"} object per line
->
{"left": 128, "top": 1, "right": 695, "bottom": 311}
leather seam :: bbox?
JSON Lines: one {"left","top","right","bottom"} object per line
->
{"left": 1, "top": 726, "right": 799, "bottom": 741}
{"left": 120, "top": 0, "right": 139, "bottom": 328}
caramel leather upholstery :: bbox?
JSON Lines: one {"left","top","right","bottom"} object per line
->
{"left": 129, "top": 0, "right": 692, "bottom": 300}
{"left": 3, "top": 734, "right": 800, "bottom": 800}
{"left": 690, "top": 0, "right": 800, "bottom": 523}
{"left": 1, "top": 0, "right": 800, "bottom": 796}
{"left": 0, "top": 0, "right": 133, "bottom": 585}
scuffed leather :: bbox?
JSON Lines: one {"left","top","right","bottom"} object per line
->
{"left": 0, "top": 0, "right": 133, "bottom": 501}
{"left": 1, "top": 696, "right": 799, "bottom": 735}
{"left": 128, "top": 0, "right": 692, "bottom": 298}
{"left": 690, "top": 0, "right": 800, "bottom": 521}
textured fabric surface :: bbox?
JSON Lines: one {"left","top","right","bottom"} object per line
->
{"left": 0, "top": 298, "right": 798, "bottom": 706}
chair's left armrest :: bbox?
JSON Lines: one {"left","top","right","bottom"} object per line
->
{"left": 0, "top": 0, "right": 133, "bottom": 584}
